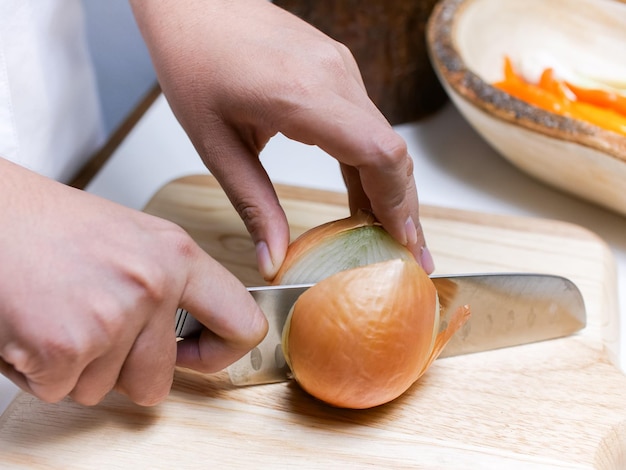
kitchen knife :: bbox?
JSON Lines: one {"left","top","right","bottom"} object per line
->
{"left": 175, "top": 273, "right": 586, "bottom": 386}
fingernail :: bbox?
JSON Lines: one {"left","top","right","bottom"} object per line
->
{"left": 404, "top": 216, "right": 418, "bottom": 246}
{"left": 420, "top": 245, "right": 435, "bottom": 274}
{"left": 255, "top": 241, "right": 276, "bottom": 280}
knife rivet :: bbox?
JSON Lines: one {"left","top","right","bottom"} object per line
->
{"left": 250, "top": 347, "right": 262, "bottom": 371}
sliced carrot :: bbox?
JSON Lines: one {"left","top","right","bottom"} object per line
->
{"left": 494, "top": 79, "right": 570, "bottom": 116}
{"left": 565, "top": 82, "right": 626, "bottom": 117}
{"left": 569, "top": 100, "right": 626, "bottom": 136}
{"left": 538, "top": 68, "right": 571, "bottom": 100}
{"left": 494, "top": 57, "right": 626, "bottom": 137}
{"left": 502, "top": 56, "right": 520, "bottom": 84}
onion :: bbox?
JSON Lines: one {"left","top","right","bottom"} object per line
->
{"left": 273, "top": 210, "right": 413, "bottom": 285}
{"left": 274, "top": 211, "right": 471, "bottom": 409}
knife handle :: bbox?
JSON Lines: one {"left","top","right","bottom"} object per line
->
{"left": 175, "top": 308, "right": 203, "bottom": 338}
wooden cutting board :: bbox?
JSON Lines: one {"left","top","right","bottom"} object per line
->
{"left": 1, "top": 175, "right": 624, "bottom": 469}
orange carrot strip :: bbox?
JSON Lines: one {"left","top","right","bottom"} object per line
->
{"left": 493, "top": 78, "right": 571, "bottom": 116}
{"left": 502, "top": 56, "right": 520, "bottom": 84}
{"left": 538, "top": 68, "right": 571, "bottom": 100}
{"left": 495, "top": 58, "right": 626, "bottom": 137}
{"left": 569, "top": 100, "right": 626, "bottom": 136}
{"left": 539, "top": 68, "right": 557, "bottom": 92}
{"left": 565, "top": 82, "right": 626, "bottom": 117}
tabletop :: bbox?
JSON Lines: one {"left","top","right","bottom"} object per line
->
{"left": 2, "top": 91, "right": 624, "bottom": 414}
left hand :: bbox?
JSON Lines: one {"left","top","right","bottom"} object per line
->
{"left": 130, "top": 0, "right": 433, "bottom": 280}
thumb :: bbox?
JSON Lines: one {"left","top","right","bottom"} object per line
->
{"left": 176, "top": 250, "right": 268, "bottom": 373}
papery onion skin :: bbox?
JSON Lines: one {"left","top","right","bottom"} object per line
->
{"left": 272, "top": 210, "right": 413, "bottom": 285}
{"left": 282, "top": 258, "right": 440, "bottom": 409}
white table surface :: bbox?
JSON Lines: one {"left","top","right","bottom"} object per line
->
{"left": 2, "top": 94, "right": 625, "bottom": 415}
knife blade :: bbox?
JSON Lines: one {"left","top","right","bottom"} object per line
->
{"left": 175, "top": 273, "right": 586, "bottom": 386}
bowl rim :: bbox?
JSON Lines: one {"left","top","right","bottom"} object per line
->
{"left": 426, "top": 0, "right": 626, "bottom": 163}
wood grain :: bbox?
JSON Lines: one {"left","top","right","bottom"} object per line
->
{"left": 0, "top": 175, "right": 623, "bottom": 469}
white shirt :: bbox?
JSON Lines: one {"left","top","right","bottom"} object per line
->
{"left": 0, "top": 0, "right": 104, "bottom": 183}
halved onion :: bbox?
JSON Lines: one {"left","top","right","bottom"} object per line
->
{"left": 274, "top": 212, "right": 470, "bottom": 409}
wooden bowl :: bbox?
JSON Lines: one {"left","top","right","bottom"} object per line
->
{"left": 427, "top": 0, "right": 626, "bottom": 216}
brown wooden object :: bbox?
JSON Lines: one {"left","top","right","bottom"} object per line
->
{"left": 274, "top": 0, "right": 448, "bottom": 124}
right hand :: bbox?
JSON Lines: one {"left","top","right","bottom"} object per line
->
{"left": 0, "top": 159, "right": 268, "bottom": 406}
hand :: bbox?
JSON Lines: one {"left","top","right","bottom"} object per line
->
{"left": 0, "top": 159, "right": 267, "bottom": 406}
{"left": 130, "top": 0, "right": 434, "bottom": 280}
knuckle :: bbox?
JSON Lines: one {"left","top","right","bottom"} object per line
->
{"left": 368, "top": 132, "right": 409, "bottom": 169}
{"left": 38, "top": 334, "right": 86, "bottom": 364}
{"left": 236, "top": 201, "right": 261, "bottom": 224}
{"left": 234, "top": 201, "right": 265, "bottom": 240}
{"left": 316, "top": 40, "right": 353, "bottom": 73}
{"left": 167, "top": 224, "right": 198, "bottom": 260}
{"left": 3, "top": 337, "right": 88, "bottom": 403}
{"left": 86, "top": 297, "right": 129, "bottom": 345}
{"left": 272, "top": 42, "right": 355, "bottom": 111}
{"left": 359, "top": 134, "right": 414, "bottom": 214}
{"left": 127, "top": 225, "right": 195, "bottom": 305}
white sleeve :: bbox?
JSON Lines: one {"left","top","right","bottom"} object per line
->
{"left": 0, "top": 0, "right": 104, "bottom": 183}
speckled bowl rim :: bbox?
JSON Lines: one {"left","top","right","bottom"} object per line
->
{"left": 426, "top": 0, "right": 626, "bottom": 164}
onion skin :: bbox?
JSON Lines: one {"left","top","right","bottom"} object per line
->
{"left": 282, "top": 258, "right": 440, "bottom": 409}
{"left": 272, "top": 210, "right": 413, "bottom": 285}
{"left": 275, "top": 211, "right": 379, "bottom": 280}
